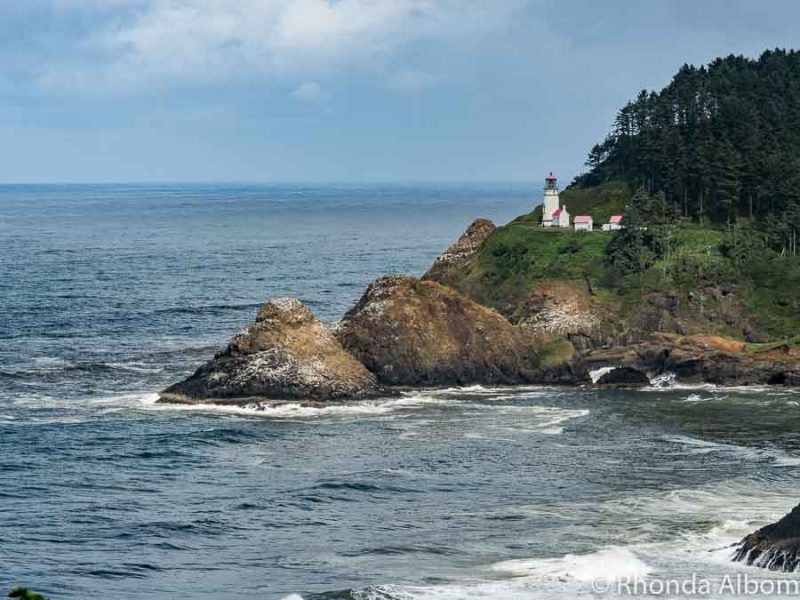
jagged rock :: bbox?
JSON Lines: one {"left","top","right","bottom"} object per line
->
{"left": 596, "top": 366, "right": 650, "bottom": 387}
{"left": 518, "top": 280, "right": 601, "bottom": 338}
{"left": 734, "top": 504, "right": 800, "bottom": 572}
{"left": 159, "top": 298, "right": 379, "bottom": 404}
{"left": 335, "top": 275, "right": 588, "bottom": 386}
{"left": 423, "top": 218, "right": 495, "bottom": 285}
{"left": 535, "top": 338, "right": 589, "bottom": 384}
{"left": 585, "top": 333, "right": 800, "bottom": 386}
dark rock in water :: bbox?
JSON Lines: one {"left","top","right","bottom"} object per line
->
{"left": 334, "top": 275, "right": 588, "bottom": 386}
{"left": 596, "top": 366, "right": 650, "bottom": 387}
{"left": 734, "top": 504, "right": 800, "bottom": 572}
{"left": 159, "top": 298, "right": 379, "bottom": 404}
{"left": 585, "top": 333, "right": 800, "bottom": 386}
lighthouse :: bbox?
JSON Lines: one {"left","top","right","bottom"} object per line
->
{"left": 541, "top": 172, "right": 569, "bottom": 228}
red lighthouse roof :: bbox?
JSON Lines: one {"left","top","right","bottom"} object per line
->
{"left": 546, "top": 172, "right": 557, "bottom": 180}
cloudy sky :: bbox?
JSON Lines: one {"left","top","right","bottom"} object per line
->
{"left": 0, "top": 0, "right": 798, "bottom": 183}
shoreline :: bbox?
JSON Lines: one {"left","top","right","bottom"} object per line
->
{"left": 154, "top": 377, "right": 800, "bottom": 408}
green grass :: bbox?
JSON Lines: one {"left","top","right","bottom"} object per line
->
{"left": 740, "top": 257, "right": 800, "bottom": 336}
{"left": 441, "top": 183, "right": 800, "bottom": 341}
{"left": 744, "top": 334, "right": 800, "bottom": 354}
{"left": 463, "top": 224, "right": 611, "bottom": 310}
{"left": 444, "top": 211, "right": 800, "bottom": 339}
{"left": 520, "top": 179, "right": 629, "bottom": 230}
{"left": 648, "top": 225, "right": 732, "bottom": 291}
{"left": 538, "top": 338, "right": 576, "bottom": 367}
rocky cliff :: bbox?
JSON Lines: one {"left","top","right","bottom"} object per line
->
{"left": 159, "top": 298, "right": 379, "bottom": 404}
{"left": 423, "top": 218, "right": 495, "bottom": 286}
{"left": 160, "top": 274, "right": 589, "bottom": 405}
{"left": 585, "top": 333, "right": 800, "bottom": 385}
{"left": 734, "top": 503, "right": 800, "bottom": 572}
{"left": 423, "top": 214, "right": 771, "bottom": 350}
{"left": 335, "top": 275, "right": 586, "bottom": 386}
{"left": 159, "top": 213, "right": 800, "bottom": 405}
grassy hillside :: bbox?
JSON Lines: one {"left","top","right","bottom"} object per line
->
{"left": 527, "top": 180, "right": 629, "bottom": 225}
{"left": 430, "top": 205, "right": 800, "bottom": 343}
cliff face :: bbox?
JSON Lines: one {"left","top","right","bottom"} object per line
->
{"left": 160, "top": 298, "right": 379, "bottom": 404}
{"left": 159, "top": 212, "right": 800, "bottom": 405}
{"left": 424, "top": 215, "right": 770, "bottom": 349}
{"left": 417, "top": 217, "right": 800, "bottom": 385}
{"left": 585, "top": 333, "right": 800, "bottom": 385}
{"left": 335, "top": 275, "right": 586, "bottom": 386}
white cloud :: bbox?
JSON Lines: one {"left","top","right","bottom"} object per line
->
{"left": 291, "top": 80, "right": 325, "bottom": 102}
{"left": 37, "top": 0, "right": 525, "bottom": 90}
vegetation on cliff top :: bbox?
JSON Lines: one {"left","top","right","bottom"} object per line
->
{"left": 432, "top": 50, "right": 800, "bottom": 343}
{"left": 445, "top": 197, "right": 800, "bottom": 341}
{"left": 582, "top": 49, "right": 800, "bottom": 233}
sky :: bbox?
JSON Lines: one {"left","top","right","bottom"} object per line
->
{"left": 0, "top": 0, "right": 798, "bottom": 183}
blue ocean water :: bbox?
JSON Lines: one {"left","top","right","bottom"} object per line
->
{"left": 1, "top": 184, "right": 800, "bottom": 599}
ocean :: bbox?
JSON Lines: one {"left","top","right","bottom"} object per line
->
{"left": 1, "top": 184, "right": 799, "bottom": 599}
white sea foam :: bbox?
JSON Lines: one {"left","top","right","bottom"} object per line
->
{"left": 426, "top": 384, "right": 558, "bottom": 399}
{"left": 640, "top": 371, "right": 790, "bottom": 394}
{"left": 662, "top": 433, "right": 800, "bottom": 466}
{"left": 493, "top": 545, "right": 652, "bottom": 582}
{"left": 682, "top": 393, "right": 716, "bottom": 403}
{"left": 495, "top": 406, "right": 589, "bottom": 435}
{"left": 104, "top": 361, "right": 164, "bottom": 373}
{"left": 772, "top": 454, "right": 800, "bottom": 466}
{"left": 589, "top": 366, "right": 616, "bottom": 383}
{"left": 140, "top": 391, "right": 462, "bottom": 419}
{"left": 648, "top": 371, "right": 677, "bottom": 387}
{"left": 364, "top": 484, "right": 798, "bottom": 600}
{"left": 303, "top": 548, "right": 652, "bottom": 599}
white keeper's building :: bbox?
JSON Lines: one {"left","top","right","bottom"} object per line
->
{"left": 574, "top": 215, "right": 593, "bottom": 231}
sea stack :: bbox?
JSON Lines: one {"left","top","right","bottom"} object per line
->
{"left": 335, "top": 275, "right": 586, "bottom": 386}
{"left": 159, "top": 298, "right": 379, "bottom": 404}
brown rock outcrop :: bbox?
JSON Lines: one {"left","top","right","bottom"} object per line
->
{"left": 159, "top": 298, "right": 379, "bottom": 404}
{"left": 585, "top": 333, "right": 800, "bottom": 385}
{"left": 423, "top": 218, "right": 495, "bottom": 286}
{"left": 335, "top": 275, "right": 587, "bottom": 386}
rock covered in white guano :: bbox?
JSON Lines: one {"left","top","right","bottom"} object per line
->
{"left": 159, "top": 298, "right": 379, "bottom": 404}
{"left": 335, "top": 275, "right": 588, "bottom": 386}
{"left": 423, "top": 218, "right": 495, "bottom": 283}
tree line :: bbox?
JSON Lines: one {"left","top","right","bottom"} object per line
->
{"left": 581, "top": 49, "right": 800, "bottom": 249}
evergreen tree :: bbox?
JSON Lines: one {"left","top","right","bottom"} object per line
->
{"left": 581, "top": 49, "right": 800, "bottom": 227}
{"left": 605, "top": 188, "right": 676, "bottom": 274}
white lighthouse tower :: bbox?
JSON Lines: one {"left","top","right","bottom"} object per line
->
{"left": 541, "top": 172, "right": 566, "bottom": 227}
